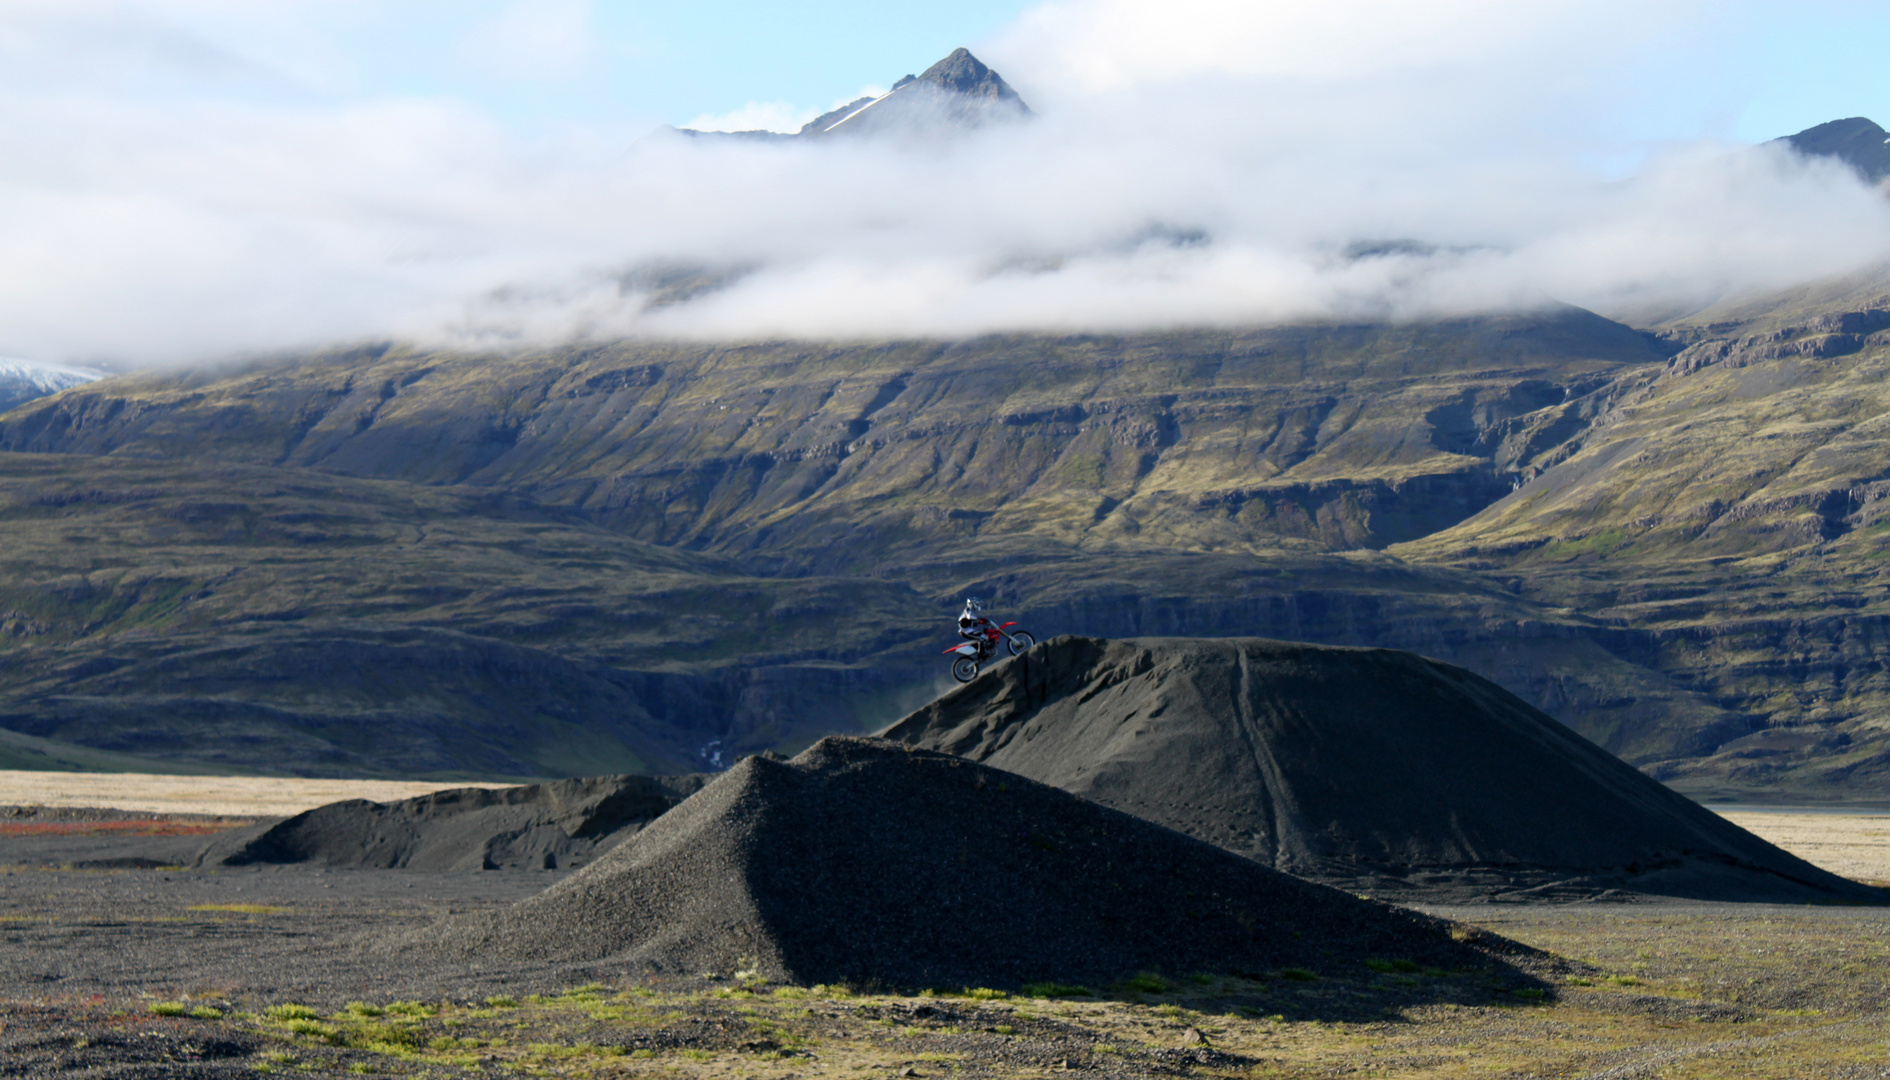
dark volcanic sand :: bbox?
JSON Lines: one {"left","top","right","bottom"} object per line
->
{"left": 882, "top": 636, "right": 1886, "bottom": 904}
{"left": 389, "top": 737, "right": 1545, "bottom": 991}
{"left": 4, "top": 864, "right": 1885, "bottom": 1079}
{"left": 8, "top": 797, "right": 1885, "bottom": 1078}
{"left": 0, "top": 862, "right": 580, "bottom": 1005}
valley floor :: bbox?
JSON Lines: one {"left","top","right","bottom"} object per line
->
{"left": 2, "top": 793, "right": 1886, "bottom": 1077}
{"left": 1715, "top": 811, "right": 1890, "bottom": 888}
{"left": 0, "top": 862, "right": 1886, "bottom": 1079}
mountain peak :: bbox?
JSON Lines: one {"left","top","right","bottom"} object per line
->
{"left": 799, "top": 48, "right": 1031, "bottom": 139}
{"left": 673, "top": 48, "right": 1031, "bottom": 144}
{"left": 1779, "top": 116, "right": 1890, "bottom": 183}
{"left": 916, "top": 47, "right": 1026, "bottom": 105}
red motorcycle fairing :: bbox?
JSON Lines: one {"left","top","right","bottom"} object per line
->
{"left": 943, "top": 642, "right": 981, "bottom": 656}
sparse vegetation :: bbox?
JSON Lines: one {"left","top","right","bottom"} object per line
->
{"left": 1021, "top": 982, "right": 1094, "bottom": 998}
{"left": 383, "top": 1000, "right": 435, "bottom": 1017}
{"left": 32, "top": 905, "right": 1889, "bottom": 1079}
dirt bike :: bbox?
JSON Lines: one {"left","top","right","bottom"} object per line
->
{"left": 943, "top": 621, "right": 1036, "bottom": 683}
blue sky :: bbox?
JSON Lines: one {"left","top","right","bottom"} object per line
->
{"left": 1739, "top": 8, "right": 1890, "bottom": 140}
{"left": 140, "top": 1, "right": 1890, "bottom": 141}
{"left": 237, "top": 1, "right": 1042, "bottom": 131}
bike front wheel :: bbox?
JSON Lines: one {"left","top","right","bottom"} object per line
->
{"left": 1005, "top": 630, "right": 1036, "bottom": 656}
{"left": 951, "top": 656, "right": 980, "bottom": 683}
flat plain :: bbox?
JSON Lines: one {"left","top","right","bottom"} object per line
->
{"left": 2, "top": 780, "right": 1888, "bottom": 1077}
{"left": 1, "top": 871, "right": 1886, "bottom": 1079}
{"left": 1717, "top": 810, "right": 1890, "bottom": 887}
{"left": 0, "top": 770, "right": 515, "bottom": 817}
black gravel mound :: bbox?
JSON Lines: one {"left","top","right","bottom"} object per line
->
{"left": 881, "top": 637, "right": 1884, "bottom": 903}
{"left": 389, "top": 737, "right": 1539, "bottom": 990}
{"left": 199, "top": 774, "right": 707, "bottom": 871}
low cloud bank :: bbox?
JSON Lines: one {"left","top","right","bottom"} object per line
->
{"left": 3, "top": 1, "right": 1888, "bottom": 365}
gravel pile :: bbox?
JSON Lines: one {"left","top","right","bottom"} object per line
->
{"left": 199, "top": 774, "right": 706, "bottom": 871}
{"left": 881, "top": 636, "right": 1884, "bottom": 903}
{"left": 387, "top": 737, "right": 1535, "bottom": 990}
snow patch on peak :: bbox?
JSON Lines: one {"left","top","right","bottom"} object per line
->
{"left": 0, "top": 358, "right": 106, "bottom": 412}
{"left": 0, "top": 358, "right": 105, "bottom": 392}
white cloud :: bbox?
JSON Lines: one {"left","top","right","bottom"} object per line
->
{"left": 456, "top": 0, "right": 597, "bottom": 81}
{"left": 681, "top": 84, "right": 889, "bottom": 133}
{"left": 1, "top": 0, "right": 1887, "bottom": 365}
{"left": 681, "top": 101, "right": 816, "bottom": 134}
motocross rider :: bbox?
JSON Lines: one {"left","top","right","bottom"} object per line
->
{"left": 958, "top": 598, "right": 999, "bottom": 652}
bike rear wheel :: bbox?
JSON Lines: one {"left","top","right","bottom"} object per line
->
{"left": 951, "top": 656, "right": 980, "bottom": 683}
{"left": 1005, "top": 630, "right": 1036, "bottom": 656}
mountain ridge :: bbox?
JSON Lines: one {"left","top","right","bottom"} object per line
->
{"left": 0, "top": 311, "right": 1783, "bottom": 783}
{"left": 1780, "top": 116, "right": 1890, "bottom": 184}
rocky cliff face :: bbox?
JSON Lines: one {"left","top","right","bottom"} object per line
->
{"left": 1401, "top": 271, "right": 1890, "bottom": 800}
{"left": 0, "top": 312, "right": 1664, "bottom": 564}
{"left": 0, "top": 313, "right": 1697, "bottom": 778}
